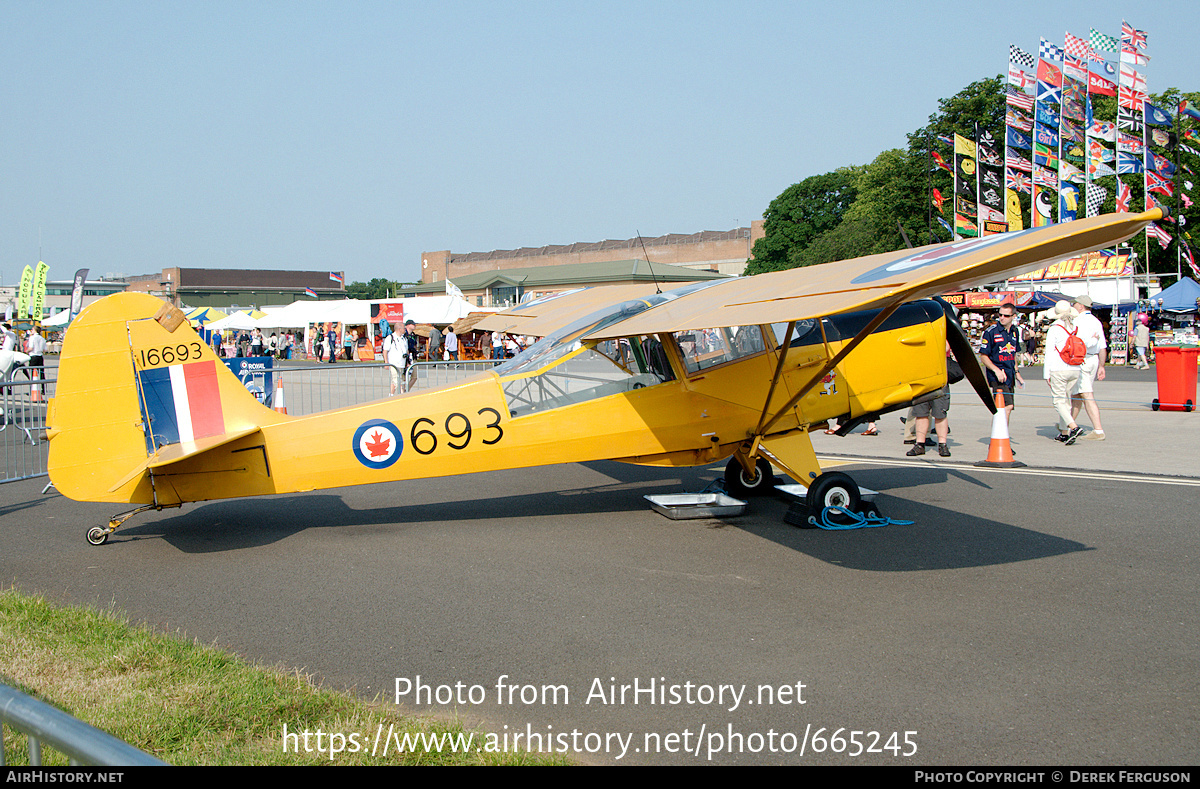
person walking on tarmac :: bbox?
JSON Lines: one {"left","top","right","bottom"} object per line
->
{"left": 1070, "top": 295, "right": 1106, "bottom": 441}
{"left": 1041, "top": 301, "right": 1085, "bottom": 445}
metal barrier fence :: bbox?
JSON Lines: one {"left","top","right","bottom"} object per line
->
{"left": 1, "top": 367, "right": 53, "bottom": 485}
{"left": 1, "top": 361, "right": 503, "bottom": 483}
{"left": 0, "top": 683, "right": 167, "bottom": 766}
{"left": 406, "top": 359, "right": 501, "bottom": 392}
{"left": 270, "top": 363, "right": 398, "bottom": 415}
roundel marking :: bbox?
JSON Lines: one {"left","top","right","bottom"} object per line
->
{"left": 849, "top": 228, "right": 1035, "bottom": 285}
{"left": 352, "top": 419, "right": 403, "bottom": 469}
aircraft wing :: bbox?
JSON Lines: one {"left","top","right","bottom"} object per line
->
{"left": 474, "top": 283, "right": 688, "bottom": 337}
{"left": 581, "top": 210, "right": 1161, "bottom": 340}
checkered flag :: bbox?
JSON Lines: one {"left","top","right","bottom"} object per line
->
{"left": 1010, "top": 44, "right": 1035, "bottom": 69}
{"left": 1085, "top": 183, "right": 1107, "bottom": 218}
{"left": 1090, "top": 29, "right": 1119, "bottom": 54}
{"left": 1040, "top": 38, "right": 1064, "bottom": 62}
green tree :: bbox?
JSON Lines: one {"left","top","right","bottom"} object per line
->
{"left": 789, "top": 148, "right": 927, "bottom": 268}
{"left": 744, "top": 167, "right": 862, "bottom": 274}
{"left": 346, "top": 278, "right": 403, "bottom": 299}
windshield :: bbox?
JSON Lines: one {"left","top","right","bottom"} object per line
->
{"left": 494, "top": 279, "right": 725, "bottom": 378}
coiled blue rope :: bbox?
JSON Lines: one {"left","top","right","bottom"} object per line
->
{"left": 809, "top": 506, "right": 914, "bottom": 530}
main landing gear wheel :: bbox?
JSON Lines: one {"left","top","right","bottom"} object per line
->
{"left": 805, "top": 471, "right": 861, "bottom": 513}
{"left": 724, "top": 456, "right": 776, "bottom": 498}
{"left": 86, "top": 527, "right": 109, "bottom": 546}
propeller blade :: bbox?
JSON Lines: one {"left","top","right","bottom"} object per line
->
{"left": 935, "top": 298, "right": 997, "bottom": 415}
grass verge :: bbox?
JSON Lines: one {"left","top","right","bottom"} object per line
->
{"left": 0, "top": 588, "right": 566, "bottom": 765}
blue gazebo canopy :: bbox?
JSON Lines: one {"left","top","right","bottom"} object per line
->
{"left": 1153, "top": 278, "right": 1200, "bottom": 313}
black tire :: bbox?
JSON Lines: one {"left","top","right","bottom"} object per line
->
{"left": 1187, "top": 400, "right": 1194, "bottom": 413}
{"left": 86, "top": 527, "right": 108, "bottom": 546}
{"left": 724, "top": 456, "right": 775, "bottom": 498}
{"left": 805, "top": 472, "right": 861, "bottom": 513}
{"left": 1152, "top": 398, "right": 1160, "bottom": 411}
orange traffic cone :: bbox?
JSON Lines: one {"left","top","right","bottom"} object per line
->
{"left": 975, "top": 389, "right": 1024, "bottom": 468}
{"left": 30, "top": 369, "right": 43, "bottom": 403}
{"left": 273, "top": 376, "right": 287, "bottom": 415}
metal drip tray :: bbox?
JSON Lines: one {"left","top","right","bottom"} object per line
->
{"left": 644, "top": 493, "right": 748, "bottom": 519}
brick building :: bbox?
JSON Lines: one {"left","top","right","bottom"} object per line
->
{"left": 419, "top": 224, "right": 764, "bottom": 285}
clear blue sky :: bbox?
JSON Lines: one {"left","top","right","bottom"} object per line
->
{"left": 3, "top": 1, "right": 1198, "bottom": 290}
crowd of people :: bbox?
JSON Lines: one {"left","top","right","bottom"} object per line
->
{"left": 822, "top": 295, "right": 1122, "bottom": 456}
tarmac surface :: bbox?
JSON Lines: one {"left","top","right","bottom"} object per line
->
{"left": 1, "top": 362, "right": 1198, "bottom": 765}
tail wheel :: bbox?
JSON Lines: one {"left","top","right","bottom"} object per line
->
{"left": 724, "top": 456, "right": 775, "bottom": 498}
{"left": 805, "top": 472, "right": 861, "bottom": 513}
{"left": 86, "top": 527, "right": 109, "bottom": 546}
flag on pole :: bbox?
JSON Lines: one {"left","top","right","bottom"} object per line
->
{"left": 1121, "top": 21, "right": 1147, "bottom": 51}
{"left": 1116, "top": 180, "right": 1132, "bottom": 212}
{"left": 1010, "top": 44, "right": 1035, "bottom": 69}
{"left": 445, "top": 279, "right": 464, "bottom": 299}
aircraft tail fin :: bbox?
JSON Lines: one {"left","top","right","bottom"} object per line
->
{"left": 47, "top": 293, "right": 284, "bottom": 504}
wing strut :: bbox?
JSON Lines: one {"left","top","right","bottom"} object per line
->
{"left": 756, "top": 296, "right": 910, "bottom": 438}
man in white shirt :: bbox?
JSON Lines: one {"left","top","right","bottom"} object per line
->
{"left": 382, "top": 327, "right": 408, "bottom": 395}
{"left": 1070, "top": 295, "right": 1106, "bottom": 441}
{"left": 1042, "top": 301, "right": 1086, "bottom": 445}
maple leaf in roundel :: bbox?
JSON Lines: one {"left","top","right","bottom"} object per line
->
{"left": 365, "top": 430, "right": 391, "bottom": 458}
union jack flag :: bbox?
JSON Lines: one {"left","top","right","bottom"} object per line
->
{"left": 1064, "top": 54, "right": 1089, "bottom": 82}
{"left": 1121, "top": 21, "right": 1147, "bottom": 51}
{"left": 1119, "top": 86, "right": 1147, "bottom": 111}
{"left": 1116, "top": 180, "right": 1132, "bottom": 212}
{"left": 1007, "top": 169, "right": 1031, "bottom": 194}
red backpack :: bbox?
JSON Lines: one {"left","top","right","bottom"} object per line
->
{"left": 1058, "top": 327, "right": 1087, "bottom": 366}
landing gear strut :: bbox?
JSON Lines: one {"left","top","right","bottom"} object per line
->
{"left": 86, "top": 503, "right": 180, "bottom": 545}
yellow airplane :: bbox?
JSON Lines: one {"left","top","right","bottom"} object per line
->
{"left": 47, "top": 210, "right": 1161, "bottom": 545}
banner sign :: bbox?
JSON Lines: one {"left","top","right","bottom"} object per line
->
{"left": 70, "top": 268, "right": 90, "bottom": 317}
{"left": 1007, "top": 251, "right": 1134, "bottom": 281}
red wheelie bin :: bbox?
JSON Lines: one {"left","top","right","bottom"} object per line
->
{"left": 1151, "top": 346, "right": 1199, "bottom": 412}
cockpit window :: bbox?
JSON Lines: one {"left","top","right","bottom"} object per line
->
{"left": 673, "top": 325, "right": 766, "bottom": 375}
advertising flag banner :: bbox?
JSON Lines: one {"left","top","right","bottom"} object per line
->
{"left": 70, "top": 268, "right": 89, "bottom": 318}
{"left": 16, "top": 265, "right": 33, "bottom": 321}
{"left": 1088, "top": 72, "right": 1117, "bottom": 96}
{"left": 31, "top": 261, "right": 49, "bottom": 322}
